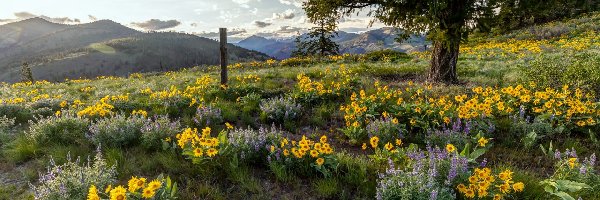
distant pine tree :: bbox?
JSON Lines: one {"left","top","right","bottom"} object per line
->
{"left": 291, "top": 10, "right": 339, "bottom": 58}
{"left": 20, "top": 62, "right": 34, "bottom": 83}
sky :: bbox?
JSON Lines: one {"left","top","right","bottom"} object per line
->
{"left": 0, "top": 0, "right": 384, "bottom": 41}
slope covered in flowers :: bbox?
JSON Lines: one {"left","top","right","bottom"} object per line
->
{"left": 0, "top": 13, "right": 599, "bottom": 200}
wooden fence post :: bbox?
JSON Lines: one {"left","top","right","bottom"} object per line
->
{"left": 220, "top": 28, "right": 228, "bottom": 87}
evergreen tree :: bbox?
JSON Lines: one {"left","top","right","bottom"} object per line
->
{"left": 292, "top": 5, "right": 339, "bottom": 57}
{"left": 20, "top": 62, "right": 34, "bottom": 83}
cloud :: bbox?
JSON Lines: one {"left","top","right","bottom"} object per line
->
{"left": 196, "top": 28, "right": 247, "bottom": 38}
{"left": 89, "top": 15, "right": 98, "bottom": 21}
{"left": 190, "top": 23, "right": 198, "bottom": 27}
{"left": 131, "top": 19, "right": 181, "bottom": 30}
{"left": 253, "top": 20, "right": 272, "bottom": 28}
{"left": 232, "top": 0, "right": 251, "bottom": 8}
{"left": 273, "top": 9, "right": 295, "bottom": 20}
{"left": 277, "top": 26, "right": 303, "bottom": 33}
{"left": 279, "top": 0, "right": 304, "bottom": 7}
{"left": 1, "top": 12, "right": 80, "bottom": 24}
{"left": 219, "top": 10, "right": 241, "bottom": 23}
{"left": 14, "top": 12, "right": 37, "bottom": 19}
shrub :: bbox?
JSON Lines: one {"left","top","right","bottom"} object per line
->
{"left": 523, "top": 52, "right": 600, "bottom": 93}
{"left": 227, "top": 125, "right": 282, "bottom": 163}
{"left": 140, "top": 115, "right": 182, "bottom": 150}
{"left": 0, "top": 115, "right": 15, "bottom": 134}
{"left": 88, "top": 114, "right": 146, "bottom": 147}
{"left": 239, "top": 93, "right": 262, "bottom": 114}
{"left": 362, "top": 50, "right": 410, "bottom": 62}
{"left": 259, "top": 96, "right": 302, "bottom": 123}
{"left": 27, "top": 114, "right": 90, "bottom": 145}
{"left": 375, "top": 146, "right": 469, "bottom": 200}
{"left": 30, "top": 151, "right": 117, "bottom": 200}
{"left": 86, "top": 175, "right": 178, "bottom": 200}
{"left": 509, "top": 110, "right": 561, "bottom": 148}
{"left": 193, "top": 105, "right": 223, "bottom": 127}
{"left": 279, "top": 57, "right": 314, "bottom": 67}
{"left": 0, "top": 104, "right": 32, "bottom": 124}
{"left": 268, "top": 135, "right": 337, "bottom": 178}
{"left": 30, "top": 99, "right": 61, "bottom": 118}
{"left": 366, "top": 116, "right": 405, "bottom": 145}
{"left": 426, "top": 119, "right": 495, "bottom": 150}
{"left": 540, "top": 149, "right": 598, "bottom": 200}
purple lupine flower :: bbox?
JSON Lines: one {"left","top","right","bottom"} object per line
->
{"left": 480, "top": 158, "right": 488, "bottom": 167}
{"left": 555, "top": 151, "right": 562, "bottom": 159}
{"left": 519, "top": 106, "right": 525, "bottom": 119}
{"left": 429, "top": 189, "right": 438, "bottom": 200}
{"left": 464, "top": 121, "right": 471, "bottom": 135}
{"left": 579, "top": 166, "right": 587, "bottom": 174}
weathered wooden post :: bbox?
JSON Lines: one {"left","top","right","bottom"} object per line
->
{"left": 219, "top": 28, "right": 228, "bottom": 87}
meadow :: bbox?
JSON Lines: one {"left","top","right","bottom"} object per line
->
{"left": 0, "top": 13, "right": 600, "bottom": 200}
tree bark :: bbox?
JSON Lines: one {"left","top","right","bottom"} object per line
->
{"left": 428, "top": 41, "right": 459, "bottom": 84}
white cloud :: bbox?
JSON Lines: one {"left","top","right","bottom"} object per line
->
{"left": 279, "top": 0, "right": 304, "bottom": 7}
{"left": 131, "top": 19, "right": 182, "bottom": 30}
{"left": 273, "top": 9, "right": 295, "bottom": 20}
{"left": 219, "top": 9, "right": 241, "bottom": 23}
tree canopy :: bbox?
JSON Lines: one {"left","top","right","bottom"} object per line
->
{"left": 303, "top": 0, "right": 599, "bottom": 83}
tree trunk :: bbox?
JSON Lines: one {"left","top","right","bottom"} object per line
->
{"left": 428, "top": 41, "right": 459, "bottom": 84}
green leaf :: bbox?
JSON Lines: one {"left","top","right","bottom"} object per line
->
{"left": 171, "top": 182, "right": 178, "bottom": 197}
{"left": 552, "top": 191, "right": 576, "bottom": 200}
{"left": 469, "top": 148, "right": 487, "bottom": 161}
{"left": 460, "top": 143, "right": 471, "bottom": 157}
{"left": 555, "top": 180, "right": 591, "bottom": 192}
{"left": 544, "top": 184, "right": 556, "bottom": 193}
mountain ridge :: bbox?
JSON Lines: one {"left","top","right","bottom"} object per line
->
{"left": 0, "top": 18, "right": 269, "bottom": 82}
{"left": 235, "top": 28, "right": 429, "bottom": 59}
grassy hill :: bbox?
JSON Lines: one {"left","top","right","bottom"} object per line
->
{"left": 0, "top": 13, "right": 599, "bottom": 199}
{"left": 0, "top": 18, "right": 269, "bottom": 82}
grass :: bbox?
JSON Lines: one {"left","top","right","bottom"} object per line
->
{"left": 0, "top": 14, "right": 599, "bottom": 199}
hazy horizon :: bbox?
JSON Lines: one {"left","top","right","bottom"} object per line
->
{"left": 0, "top": 0, "right": 385, "bottom": 40}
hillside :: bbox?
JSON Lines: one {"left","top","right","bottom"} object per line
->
{"left": 0, "top": 13, "right": 599, "bottom": 200}
{"left": 235, "top": 27, "right": 428, "bottom": 59}
{"left": 0, "top": 18, "right": 269, "bottom": 82}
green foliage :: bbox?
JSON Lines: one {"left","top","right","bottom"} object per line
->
{"left": 21, "top": 62, "right": 34, "bottom": 83}
{"left": 540, "top": 180, "right": 590, "bottom": 200}
{"left": 27, "top": 114, "right": 90, "bottom": 145}
{"left": 363, "top": 50, "right": 410, "bottom": 62}
{"left": 335, "top": 153, "right": 377, "bottom": 196}
{"left": 312, "top": 178, "right": 339, "bottom": 198}
{"left": 88, "top": 114, "right": 146, "bottom": 147}
{"left": 259, "top": 96, "right": 302, "bottom": 124}
{"left": 227, "top": 125, "right": 282, "bottom": 164}
{"left": 540, "top": 150, "right": 599, "bottom": 199}
{"left": 30, "top": 151, "right": 117, "bottom": 200}
{"left": 0, "top": 115, "right": 15, "bottom": 136}
{"left": 140, "top": 115, "right": 182, "bottom": 150}
{"left": 0, "top": 104, "right": 32, "bottom": 124}
{"left": 292, "top": 2, "right": 339, "bottom": 57}
{"left": 239, "top": 93, "right": 262, "bottom": 114}
{"left": 485, "top": 0, "right": 600, "bottom": 34}
{"left": 522, "top": 52, "right": 600, "bottom": 93}
{"left": 193, "top": 105, "right": 223, "bottom": 128}
{"left": 268, "top": 162, "right": 295, "bottom": 183}
{"left": 366, "top": 117, "right": 405, "bottom": 145}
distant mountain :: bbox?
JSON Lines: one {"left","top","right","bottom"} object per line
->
{"left": 235, "top": 28, "right": 429, "bottom": 59}
{"left": 0, "top": 18, "right": 269, "bottom": 82}
{"left": 237, "top": 36, "right": 294, "bottom": 60}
